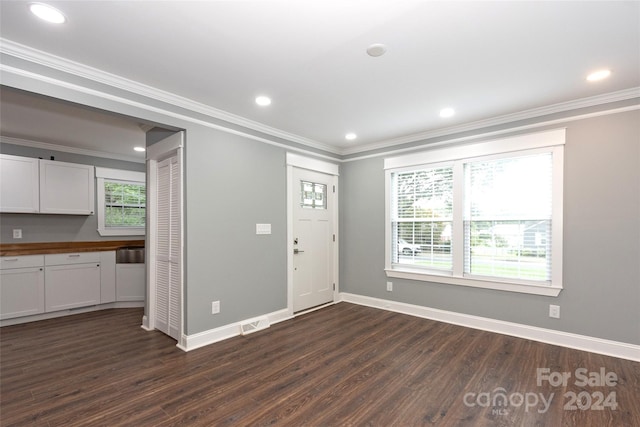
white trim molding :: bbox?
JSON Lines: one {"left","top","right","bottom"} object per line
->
{"left": 339, "top": 293, "right": 640, "bottom": 362}
{"left": 286, "top": 152, "right": 340, "bottom": 176}
{"left": 0, "top": 135, "right": 145, "bottom": 164}
{"left": 342, "top": 88, "right": 640, "bottom": 156}
{"left": 0, "top": 301, "right": 144, "bottom": 327}
{"left": 2, "top": 38, "right": 637, "bottom": 159}
{"left": 178, "top": 308, "right": 292, "bottom": 352}
{"left": 0, "top": 38, "right": 338, "bottom": 156}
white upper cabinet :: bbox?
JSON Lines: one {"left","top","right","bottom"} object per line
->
{"left": 39, "top": 160, "right": 95, "bottom": 215}
{"left": 0, "top": 154, "right": 40, "bottom": 213}
{"left": 1, "top": 155, "right": 95, "bottom": 215}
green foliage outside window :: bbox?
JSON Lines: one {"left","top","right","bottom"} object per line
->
{"left": 105, "top": 181, "right": 146, "bottom": 227}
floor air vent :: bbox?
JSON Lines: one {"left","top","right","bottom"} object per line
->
{"left": 240, "top": 317, "right": 270, "bottom": 335}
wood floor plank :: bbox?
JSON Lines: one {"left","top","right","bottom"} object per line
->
{"left": 1, "top": 303, "right": 638, "bottom": 426}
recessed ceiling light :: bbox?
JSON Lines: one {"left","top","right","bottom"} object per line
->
{"left": 255, "top": 96, "right": 272, "bottom": 106}
{"left": 439, "top": 108, "right": 455, "bottom": 118}
{"left": 30, "top": 3, "right": 66, "bottom": 24}
{"left": 134, "top": 146, "right": 146, "bottom": 152}
{"left": 345, "top": 133, "right": 357, "bottom": 141}
{"left": 366, "top": 44, "right": 387, "bottom": 57}
{"left": 586, "top": 69, "right": 611, "bottom": 82}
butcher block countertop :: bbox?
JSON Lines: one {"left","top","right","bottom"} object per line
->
{"left": 0, "top": 240, "right": 145, "bottom": 257}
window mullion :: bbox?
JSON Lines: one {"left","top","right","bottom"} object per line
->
{"left": 452, "top": 161, "right": 464, "bottom": 276}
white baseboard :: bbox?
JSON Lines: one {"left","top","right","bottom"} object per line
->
{"left": 179, "top": 308, "right": 292, "bottom": 352}
{"left": 141, "top": 315, "right": 151, "bottom": 331}
{"left": 339, "top": 292, "right": 640, "bottom": 362}
{"left": 0, "top": 301, "right": 144, "bottom": 327}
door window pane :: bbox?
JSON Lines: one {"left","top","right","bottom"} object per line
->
{"left": 301, "top": 180, "right": 327, "bottom": 209}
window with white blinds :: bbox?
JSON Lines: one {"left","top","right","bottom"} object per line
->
{"left": 464, "top": 152, "right": 552, "bottom": 282}
{"left": 96, "top": 167, "right": 146, "bottom": 236}
{"left": 384, "top": 129, "right": 565, "bottom": 296}
{"left": 391, "top": 166, "right": 453, "bottom": 271}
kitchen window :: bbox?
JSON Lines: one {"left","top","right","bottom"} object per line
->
{"left": 384, "top": 129, "right": 564, "bottom": 296}
{"left": 96, "top": 167, "right": 146, "bottom": 236}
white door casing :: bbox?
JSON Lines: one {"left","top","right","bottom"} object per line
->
{"left": 286, "top": 153, "right": 339, "bottom": 315}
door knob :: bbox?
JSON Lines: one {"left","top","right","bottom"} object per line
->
{"left": 294, "top": 248, "right": 305, "bottom": 254}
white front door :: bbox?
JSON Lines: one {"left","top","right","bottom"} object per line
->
{"left": 292, "top": 167, "right": 335, "bottom": 312}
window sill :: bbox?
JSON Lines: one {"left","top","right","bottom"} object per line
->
{"left": 385, "top": 268, "right": 562, "bottom": 297}
{"left": 98, "top": 228, "right": 145, "bottom": 237}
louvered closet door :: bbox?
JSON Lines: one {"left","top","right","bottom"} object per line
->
{"left": 155, "top": 155, "right": 181, "bottom": 340}
{"left": 168, "top": 156, "right": 181, "bottom": 339}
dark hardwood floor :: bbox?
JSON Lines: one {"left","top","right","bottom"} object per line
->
{"left": 1, "top": 303, "right": 638, "bottom": 426}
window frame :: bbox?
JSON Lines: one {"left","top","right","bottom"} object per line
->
{"left": 384, "top": 129, "right": 565, "bottom": 296}
{"left": 95, "top": 167, "right": 146, "bottom": 237}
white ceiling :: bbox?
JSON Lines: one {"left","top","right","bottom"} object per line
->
{"left": 1, "top": 1, "right": 638, "bottom": 157}
{"left": 0, "top": 86, "right": 148, "bottom": 162}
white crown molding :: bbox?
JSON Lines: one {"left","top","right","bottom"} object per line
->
{"left": 342, "top": 104, "right": 640, "bottom": 163}
{"left": 2, "top": 37, "right": 638, "bottom": 159}
{"left": 0, "top": 63, "right": 343, "bottom": 163}
{"left": 0, "top": 38, "right": 339, "bottom": 155}
{"left": 341, "top": 87, "right": 640, "bottom": 156}
{"left": 0, "top": 135, "right": 145, "bottom": 164}
{"left": 340, "top": 293, "right": 640, "bottom": 362}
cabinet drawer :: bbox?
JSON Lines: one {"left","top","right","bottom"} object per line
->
{"left": 1, "top": 255, "right": 45, "bottom": 270}
{"left": 45, "top": 252, "right": 100, "bottom": 266}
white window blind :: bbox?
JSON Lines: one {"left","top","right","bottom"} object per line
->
{"left": 391, "top": 166, "right": 453, "bottom": 271}
{"left": 464, "top": 152, "right": 552, "bottom": 282}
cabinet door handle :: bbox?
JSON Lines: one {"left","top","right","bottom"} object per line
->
{"left": 4, "top": 258, "right": 19, "bottom": 262}
{"left": 68, "top": 254, "right": 81, "bottom": 258}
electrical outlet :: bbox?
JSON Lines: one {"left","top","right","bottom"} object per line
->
{"left": 549, "top": 304, "right": 560, "bottom": 319}
{"left": 212, "top": 301, "right": 220, "bottom": 314}
{"left": 386, "top": 281, "right": 393, "bottom": 292}
{"left": 13, "top": 229, "right": 22, "bottom": 239}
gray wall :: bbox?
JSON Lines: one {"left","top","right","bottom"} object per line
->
{"left": 0, "top": 143, "right": 145, "bottom": 243}
{"left": 340, "top": 109, "right": 640, "bottom": 345}
{"left": 183, "top": 126, "right": 288, "bottom": 334}
{"left": 3, "top": 50, "right": 638, "bottom": 347}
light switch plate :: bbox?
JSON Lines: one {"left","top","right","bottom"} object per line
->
{"left": 13, "top": 229, "right": 22, "bottom": 239}
{"left": 256, "top": 224, "right": 271, "bottom": 235}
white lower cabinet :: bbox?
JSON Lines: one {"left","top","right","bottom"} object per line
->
{"left": 116, "top": 264, "right": 145, "bottom": 301}
{"left": 44, "top": 252, "right": 101, "bottom": 312}
{"left": 1, "top": 250, "right": 141, "bottom": 322}
{"left": 0, "top": 256, "right": 45, "bottom": 320}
